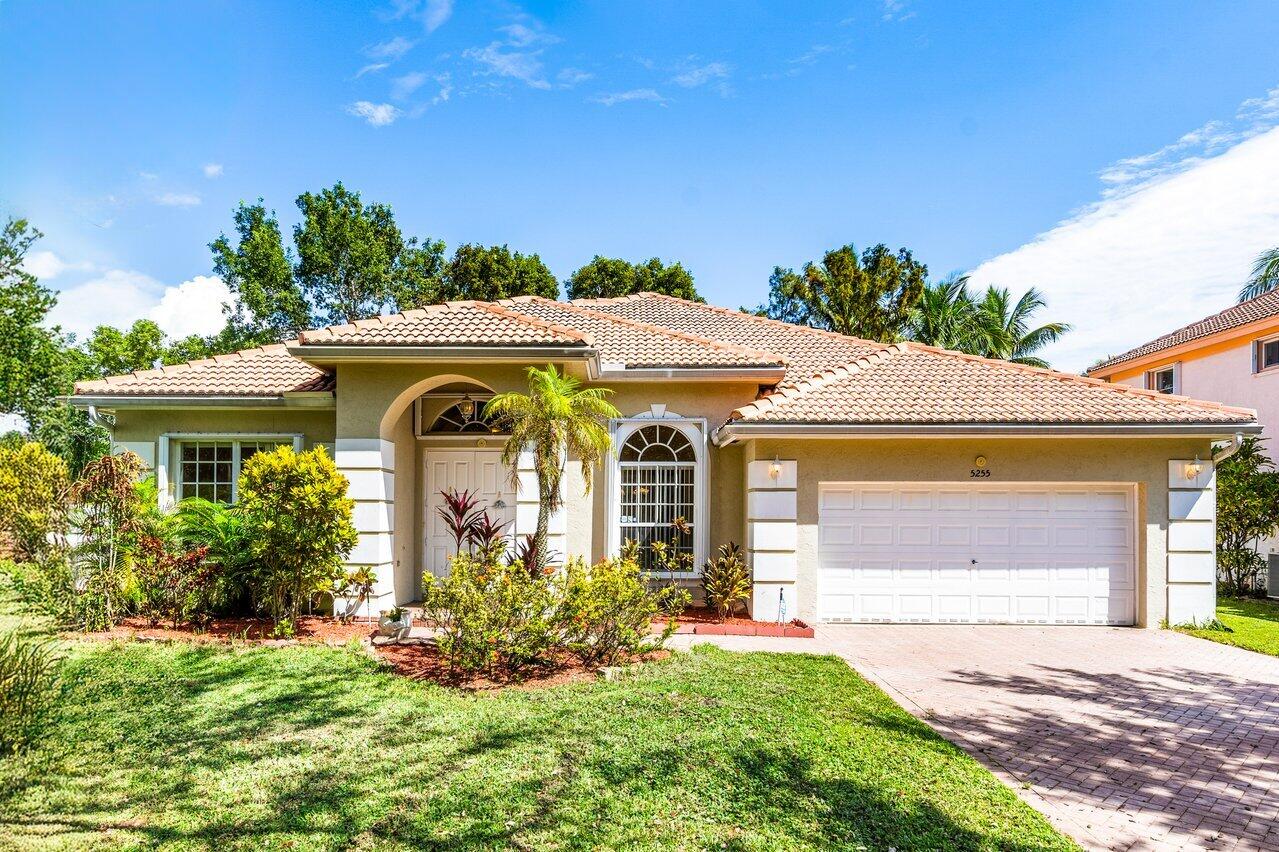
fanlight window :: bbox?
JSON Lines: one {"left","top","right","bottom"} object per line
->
{"left": 429, "top": 401, "right": 504, "bottom": 433}
{"left": 619, "top": 425, "right": 696, "bottom": 569}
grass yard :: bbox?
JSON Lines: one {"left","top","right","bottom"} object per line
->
{"left": 1176, "top": 596, "right": 1279, "bottom": 657}
{"left": 0, "top": 596, "right": 1076, "bottom": 851}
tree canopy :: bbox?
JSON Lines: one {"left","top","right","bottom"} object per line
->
{"left": 565, "top": 256, "right": 701, "bottom": 301}
{"left": 756, "top": 244, "right": 927, "bottom": 342}
{"left": 438, "top": 243, "right": 559, "bottom": 302}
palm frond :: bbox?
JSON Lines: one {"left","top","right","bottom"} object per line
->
{"left": 1239, "top": 246, "right": 1279, "bottom": 302}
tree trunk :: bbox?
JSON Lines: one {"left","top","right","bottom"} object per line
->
{"left": 534, "top": 478, "right": 552, "bottom": 571}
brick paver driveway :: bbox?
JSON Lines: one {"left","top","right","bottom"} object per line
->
{"left": 815, "top": 625, "right": 1279, "bottom": 851}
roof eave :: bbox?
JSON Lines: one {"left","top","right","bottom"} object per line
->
{"left": 286, "top": 344, "right": 594, "bottom": 365}
{"left": 67, "top": 394, "right": 335, "bottom": 410}
{"left": 712, "top": 421, "right": 1262, "bottom": 445}
{"left": 591, "top": 365, "right": 786, "bottom": 382}
{"left": 1089, "top": 314, "right": 1279, "bottom": 377}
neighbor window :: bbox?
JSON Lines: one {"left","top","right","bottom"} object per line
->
{"left": 177, "top": 439, "right": 290, "bottom": 502}
{"left": 618, "top": 425, "right": 696, "bottom": 571}
{"left": 1146, "top": 366, "right": 1176, "bottom": 394}
{"left": 1256, "top": 338, "right": 1279, "bottom": 373}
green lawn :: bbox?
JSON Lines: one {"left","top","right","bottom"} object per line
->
{"left": 1176, "top": 596, "right": 1279, "bottom": 657}
{"left": 0, "top": 594, "right": 1075, "bottom": 851}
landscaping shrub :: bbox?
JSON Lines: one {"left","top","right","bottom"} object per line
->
{"left": 238, "top": 446, "right": 358, "bottom": 633}
{"left": 422, "top": 551, "right": 559, "bottom": 676}
{"left": 0, "top": 556, "right": 76, "bottom": 624}
{"left": 173, "top": 497, "right": 254, "bottom": 612}
{"left": 701, "top": 541, "right": 751, "bottom": 619}
{"left": 132, "top": 535, "right": 218, "bottom": 628}
{"left": 69, "top": 452, "right": 147, "bottom": 630}
{"left": 558, "top": 554, "right": 679, "bottom": 666}
{"left": 0, "top": 441, "right": 70, "bottom": 562}
{"left": 0, "top": 629, "right": 61, "bottom": 755}
{"left": 1216, "top": 437, "right": 1279, "bottom": 596}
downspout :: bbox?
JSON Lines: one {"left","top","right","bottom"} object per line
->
{"left": 1212, "top": 432, "right": 1245, "bottom": 464}
{"left": 86, "top": 405, "right": 116, "bottom": 442}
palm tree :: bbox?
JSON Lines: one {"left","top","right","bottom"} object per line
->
{"left": 1238, "top": 246, "right": 1279, "bottom": 302}
{"left": 484, "top": 365, "right": 619, "bottom": 567}
{"left": 906, "top": 275, "right": 984, "bottom": 351}
{"left": 973, "top": 286, "right": 1071, "bottom": 369}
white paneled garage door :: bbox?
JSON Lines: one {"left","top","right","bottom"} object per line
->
{"left": 817, "top": 483, "right": 1136, "bottom": 625}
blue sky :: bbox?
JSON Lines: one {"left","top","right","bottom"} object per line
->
{"left": 4, "top": 0, "right": 1279, "bottom": 370}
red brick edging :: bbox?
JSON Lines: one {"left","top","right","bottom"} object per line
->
{"left": 668, "top": 620, "right": 815, "bottom": 638}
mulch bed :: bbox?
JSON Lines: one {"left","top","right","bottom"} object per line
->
{"left": 75, "top": 615, "right": 377, "bottom": 645}
{"left": 372, "top": 643, "right": 669, "bottom": 691}
{"left": 661, "top": 606, "right": 815, "bottom": 638}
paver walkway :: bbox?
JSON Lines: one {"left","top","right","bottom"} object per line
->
{"left": 670, "top": 625, "right": 1279, "bottom": 851}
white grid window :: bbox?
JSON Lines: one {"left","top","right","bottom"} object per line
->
{"left": 177, "top": 439, "right": 289, "bottom": 503}
{"left": 619, "top": 425, "right": 695, "bottom": 571}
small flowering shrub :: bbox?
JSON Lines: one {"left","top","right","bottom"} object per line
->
{"left": 701, "top": 542, "right": 751, "bottom": 619}
{"left": 559, "top": 555, "right": 679, "bottom": 667}
{"left": 0, "top": 442, "right": 69, "bottom": 562}
{"left": 132, "top": 535, "right": 219, "bottom": 629}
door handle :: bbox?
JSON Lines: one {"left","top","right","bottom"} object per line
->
{"left": 970, "top": 559, "right": 978, "bottom": 565}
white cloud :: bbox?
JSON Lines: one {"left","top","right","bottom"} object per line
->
{"left": 591, "top": 88, "right": 666, "bottom": 107}
{"left": 790, "top": 44, "right": 832, "bottom": 66}
{"left": 968, "top": 124, "right": 1279, "bottom": 372}
{"left": 498, "top": 21, "right": 558, "bottom": 47}
{"left": 882, "top": 0, "right": 916, "bottom": 22}
{"left": 463, "top": 42, "right": 550, "bottom": 89}
{"left": 155, "top": 192, "right": 201, "bottom": 207}
{"left": 672, "top": 61, "right": 730, "bottom": 88}
{"left": 557, "top": 67, "right": 592, "bottom": 87}
{"left": 433, "top": 72, "right": 453, "bottom": 103}
{"left": 202, "top": 162, "right": 223, "bottom": 178}
{"left": 366, "top": 35, "right": 416, "bottom": 60}
{"left": 391, "top": 71, "right": 428, "bottom": 99}
{"left": 147, "top": 275, "right": 234, "bottom": 339}
{"left": 22, "top": 250, "right": 93, "bottom": 280}
{"left": 356, "top": 61, "right": 390, "bottom": 77}
{"left": 346, "top": 100, "right": 401, "bottom": 126}
{"left": 48, "top": 271, "right": 234, "bottom": 342}
{"left": 387, "top": 0, "right": 453, "bottom": 33}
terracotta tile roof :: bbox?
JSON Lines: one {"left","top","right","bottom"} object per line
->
{"left": 1090, "top": 290, "right": 1279, "bottom": 373}
{"left": 572, "top": 292, "right": 889, "bottom": 379}
{"left": 298, "top": 301, "right": 590, "bottom": 347}
{"left": 499, "top": 296, "right": 786, "bottom": 369}
{"left": 729, "top": 342, "right": 1256, "bottom": 425}
{"left": 73, "top": 343, "right": 334, "bottom": 398}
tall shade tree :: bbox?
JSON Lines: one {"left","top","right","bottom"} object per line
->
{"left": 565, "top": 256, "right": 701, "bottom": 301}
{"left": 210, "top": 201, "right": 309, "bottom": 341}
{"left": 387, "top": 235, "right": 449, "bottom": 311}
{"left": 973, "top": 286, "right": 1071, "bottom": 368}
{"left": 484, "top": 365, "right": 619, "bottom": 566}
{"left": 906, "top": 276, "right": 984, "bottom": 351}
{"left": 1238, "top": 246, "right": 1279, "bottom": 302}
{"left": 439, "top": 244, "right": 559, "bottom": 302}
{"left": 83, "top": 320, "right": 167, "bottom": 378}
{"left": 0, "top": 218, "right": 74, "bottom": 426}
{"left": 757, "top": 244, "right": 927, "bottom": 342}
{"left": 294, "top": 183, "right": 407, "bottom": 325}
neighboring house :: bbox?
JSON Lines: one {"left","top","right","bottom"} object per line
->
{"left": 70, "top": 293, "right": 1259, "bottom": 627}
{"left": 1089, "top": 290, "right": 1279, "bottom": 557}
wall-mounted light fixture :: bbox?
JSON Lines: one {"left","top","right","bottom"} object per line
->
{"left": 768, "top": 456, "right": 783, "bottom": 480}
{"left": 457, "top": 393, "right": 475, "bottom": 417}
{"left": 1184, "top": 455, "right": 1204, "bottom": 480}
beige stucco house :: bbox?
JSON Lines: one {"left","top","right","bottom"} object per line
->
{"left": 71, "top": 293, "right": 1259, "bottom": 627}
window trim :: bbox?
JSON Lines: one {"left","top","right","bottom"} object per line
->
{"left": 157, "top": 432, "right": 304, "bottom": 508}
{"left": 1145, "top": 364, "right": 1178, "bottom": 394}
{"left": 1254, "top": 335, "right": 1279, "bottom": 374}
{"left": 605, "top": 410, "right": 708, "bottom": 577}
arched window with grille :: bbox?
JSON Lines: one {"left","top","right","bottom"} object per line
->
{"left": 618, "top": 424, "right": 697, "bottom": 570}
{"left": 428, "top": 401, "right": 504, "bottom": 433}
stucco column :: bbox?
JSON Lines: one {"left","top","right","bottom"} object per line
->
{"left": 335, "top": 438, "right": 396, "bottom": 608}
{"left": 1166, "top": 459, "right": 1217, "bottom": 624}
{"left": 513, "top": 449, "right": 566, "bottom": 562}
{"left": 747, "top": 458, "right": 798, "bottom": 621}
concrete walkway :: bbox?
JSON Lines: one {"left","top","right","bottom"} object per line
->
{"left": 669, "top": 625, "right": 1279, "bottom": 851}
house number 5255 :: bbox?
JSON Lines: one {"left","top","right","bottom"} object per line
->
{"left": 970, "top": 455, "right": 991, "bottom": 478}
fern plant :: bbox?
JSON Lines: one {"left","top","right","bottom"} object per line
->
{"left": 701, "top": 542, "right": 751, "bottom": 619}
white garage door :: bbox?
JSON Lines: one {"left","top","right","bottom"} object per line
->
{"left": 817, "top": 483, "right": 1136, "bottom": 625}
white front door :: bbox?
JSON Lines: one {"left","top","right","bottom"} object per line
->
{"left": 816, "top": 482, "right": 1137, "bottom": 625}
{"left": 424, "top": 450, "right": 515, "bottom": 579}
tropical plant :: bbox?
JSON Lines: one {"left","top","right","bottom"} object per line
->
{"left": 701, "top": 542, "right": 751, "bottom": 619}
{"left": 69, "top": 451, "right": 146, "bottom": 630}
{"left": 237, "top": 446, "right": 358, "bottom": 631}
{"left": 906, "top": 276, "right": 984, "bottom": 351}
{"left": 485, "top": 365, "right": 619, "bottom": 567}
{"left": 421, "top": 551, "right": 559, "bottom": 677}
{"left": 467, "top": 511, "right": 509, "bottom": 554}
{"left": 756, "top": 243, "right": 928, "bottom": 342}
{"left": 0, "top": 629, "right": 61, "bottom": 755}
{"left": 331, "top": 565, "right": 377, "bottom": 622}
{"left": 1216, "top": 437, "right": 1279, "bottom": 595}
{"left": 509, "top": 533, "right": 556, "bottom": 578}
{"left": 558, "top": 555, "right": 677, "bottom": 666}
{"left": 0, "top": 441, "right": 70, "bottom": 561}
{"left": 971, "top": 286, "right": 1070, "bottom": 368}
{"left": 132, "top": 535, "right": 218, "bottom": 629}
{"left": 1238, "top": 246, "right": 1279, "bottom": 302}
{"left": 436, "top": 488, "right": 483, "bottom": 551}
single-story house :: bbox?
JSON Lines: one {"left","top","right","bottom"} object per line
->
{"left": 70, "top": 293, "right": 1259, "bottom": 626}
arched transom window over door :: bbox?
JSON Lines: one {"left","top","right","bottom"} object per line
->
{"left": 619, "top": 424, "right": 696, "bottom": 570}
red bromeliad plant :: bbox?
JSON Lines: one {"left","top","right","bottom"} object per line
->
{"left": 467, "top": 512, "right": 510, "bottom": 555}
